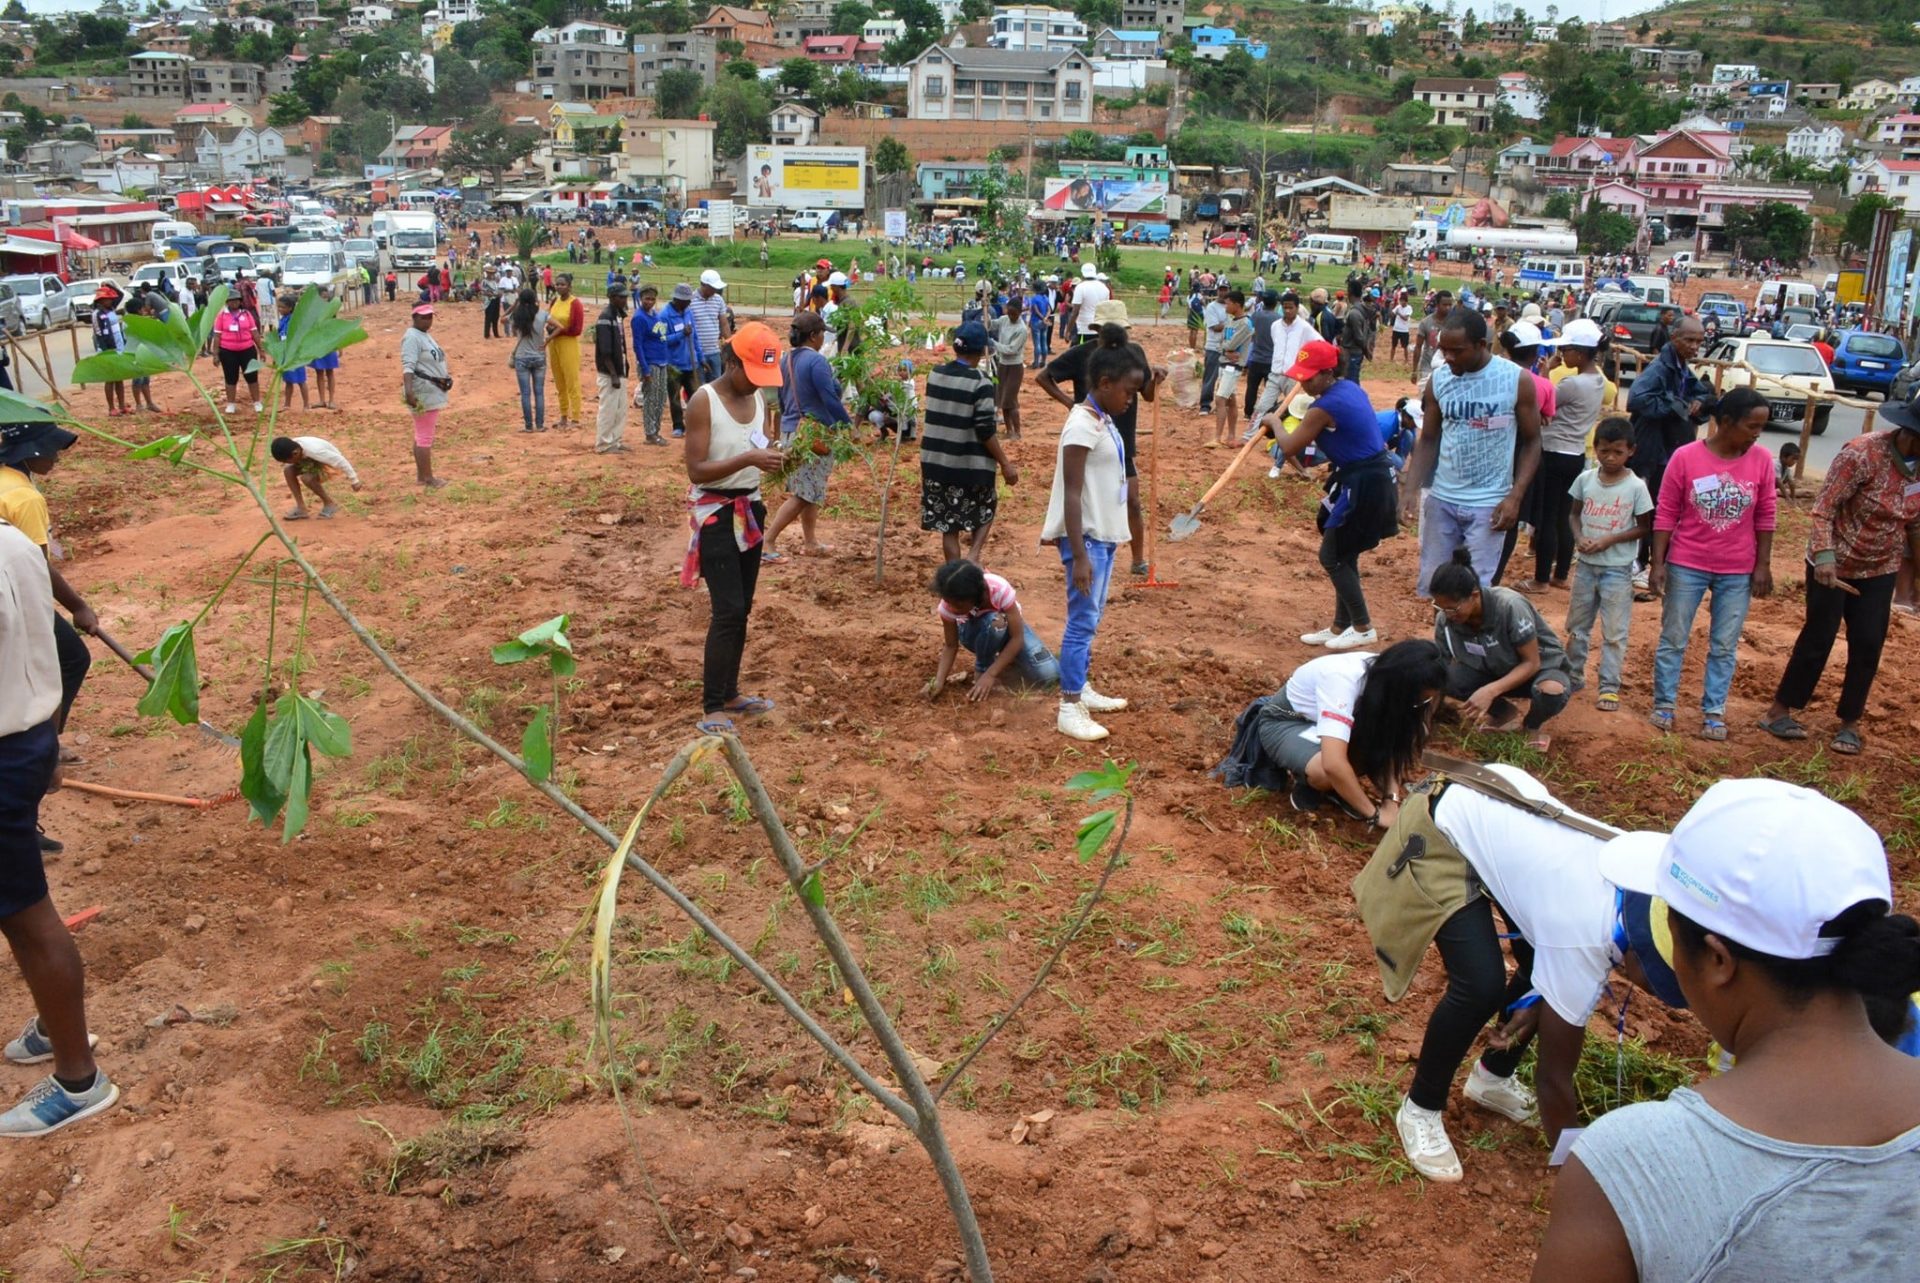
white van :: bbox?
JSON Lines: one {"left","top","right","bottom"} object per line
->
{"left": 291, "top": 214, "right": 343, "bottom": 240}
{"left": 148, "top": 219, "right": 198, "bottom": 255}
{"left": 1516, "top": 256, "right": 1585, "bottom": 289}
{"left": 1626, "top": 274, "right": 1672, "bottom": 306}
{"left": 396, "top": 191, "right": 438, "bottom": 210}
{"left": 1753, "top": 279, "right": 1819, "bottom": 313}
{"left": 787, "top": 208, "right": 841, "bottom": 233}
{"left": 280, "top": 240, "right": 353, "bottom": 293}
{"left": 1294, "top": 233, "right": 1359, "bottom": 264}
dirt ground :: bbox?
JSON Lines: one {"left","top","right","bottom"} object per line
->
{"left": 3, "top": 295, "right": 1915, "bottom": 1283}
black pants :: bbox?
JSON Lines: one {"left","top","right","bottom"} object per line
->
{"left": 668, "top": 366, "right": 700, "bottom": 435}
{"left": 483, "top": 297, "right": 500, "bottom": 338}
{"left": 1773, "top": 570, "right": 1896, "bottom": 723}
{"left": 53, "top": 614, "right": 90, "bottom": 733}
{"left": 1409, "top": 897, "right": 1535, "bottom": 1110}
{"left": 1446, "top": 661, "right": 1569, "bottom": 730}
{"left": 1530, "top": 451, "right": 1586, "bottom": 585}
{"left": 1320, "top": 525, "right": 1370, "bottom": 631}
{"left": 698, "top": 499, "right": 765, "bottom": 714}
{"left": 1242, "top": 360, "right": 1270, "bottom": 418}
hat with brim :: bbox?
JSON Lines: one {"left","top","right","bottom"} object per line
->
{"left": 0, "top": 421, "right": 77, "bottom": 468}
{"left": 1092, "top": 299, "right": 1130, "bottom": 328}
{"left": 1879, "top": 391, "right": 1920, "bottom": 434}
{"left": 671, "top": 283, "right": 694, "bottom": 302}
{"left": 1617, "top": 890, "right": 1688, "bottom": 1009}
{"left": 953, "top": 320, "right": 990, "bottom": 352}
{"left": 729, "top": 322, "right": 784, "bottom": 387}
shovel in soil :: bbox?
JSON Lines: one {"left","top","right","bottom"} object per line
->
{"left": 96, "top": 628, "right": 241, "bottom": 751}
{"left": 1168, "top": 428, "right": 1272, "bottom": 541}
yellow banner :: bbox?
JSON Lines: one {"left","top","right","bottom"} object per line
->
{"left": 784, "top": 162, "right": 860, "bottom": 192}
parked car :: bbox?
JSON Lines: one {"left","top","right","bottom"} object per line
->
{"left": 0, "top": 281, "right": 23, "bottom": 335}
{"left": 1, "top": 273, "right": 72, "bottom": 329}
{"left": 1827, "top": 329, "right": 1908, "bottom": 398}
{"left": 679, "top": 207, "right": 709, "bottom": 228}
{"left": 1769, "top": 306, "right": 1819, "bottom": 339}
{"left": 1690, "top": 336, "right": 1835, "bottom": 435}
{"left": 1209, "top": 231, "right": 1250, "bottom": 249}
{"left": 251, "top": 251, "right": 281, "bottom": 280}
{"left": 343, "top": 237, "right": 380, "bottom": 276}
{"left": 1698, "top": 297, "right": 1745, "bottom": 327}
{"left": 1607, "top": 301, "right": 1669, "bottom": 354}
{"left": 62, "top": 277, "right": 126, "bottom": 322}
{"left": 209, "top": 251, "right": 258, "bottom": 282}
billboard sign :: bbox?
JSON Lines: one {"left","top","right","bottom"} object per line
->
{"left": 709, "top": 201, "right": 736, "bottom": 238}
{"left": 1885, "top": 228, "right": 1913, "bottom": 326}
{"left": 884, "top": 208, "right": 907, "bottom": 238}
{"left": 1042, "top": 177, "right": 1169, "bottom": 215}
{"left": 745, "top": 144, "right": 866, "bottom": 210}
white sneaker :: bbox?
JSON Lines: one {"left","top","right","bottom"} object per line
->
{"left": 1395, "top": 1097, "right": 1463, "bottom": 1182}
{"left": 1080, "top": 686, "right": 1128, "bottom": 713}
{"left": 252, "top": 400, "right": 263, "bottom": 413}
{"left": 1464, "top": 1062, "right": 1538, "bottom": 1124}
{"left": 1325, "top": 627, "right": 1379, "bottom": 651}
{"left": 1299, "top": 627, "right": 1340, "bottom": 645}
{"left": 1267, "top": 466, "right": 1282, "bottom": 479}
{"left": 1633, "top": 567, "right": 1650, "bottom": 590}
{"left": 224, "top": 402, "right": 237, "bottom": 414}
{"left": 1057, "top": 700, "right": 1110, "bottom": 742}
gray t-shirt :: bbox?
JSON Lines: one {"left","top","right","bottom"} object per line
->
{"left": 1575, "top": 1088, "right": 1920, "bottom": 1283}
{"left": 400, "top": 327, "right": 449, "bottom": 411}
{"left": 510, "top": 309, "right": 549, "bottom": 364}
{"left": 1434, "top": 585, "right": 1568, "bottom": 677}
{"left": 1569, "top": 467, "right": 1653, "bottom": 568}
{"left": 1544, "top": 368, "right": 1610, "bottom": 455}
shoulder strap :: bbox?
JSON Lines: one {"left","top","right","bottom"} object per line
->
{"left": 1419, "top": 751, "right": 1621, "bottom": 841}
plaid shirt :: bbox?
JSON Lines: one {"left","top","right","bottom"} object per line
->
{"left": 1807, "top": 432, "right": 1920, "bottom": 578}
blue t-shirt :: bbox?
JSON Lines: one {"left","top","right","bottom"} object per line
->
{"left": 1377, "top": 408, "right": 1415, "bottom": 468}
{"left": 778, "top": 345, "right": 850, "bottom": 435}
{"left": 1428, "top": 355, "right": 1522, "bottom": 508}
{"left": 1310, "top": 378, "right": 1388, "bottom": 466}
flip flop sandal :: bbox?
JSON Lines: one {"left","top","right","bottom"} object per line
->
{"left": 726, "top": 695, "right": 775, "bottom": 717}
{"left": 1596, "top": 692, "right": 1620, "bottom": 712}
{"left": 1649, "top": 709, "right": 1675, "bottom": 733}
{"left": 1832, "top": 728, "right": 1864, "bottom": 755}
{"left": 1527, "top": 731, "right": 1552, "bottom": 751}
{"left": 1757, "top": 714, "right": 1808, "bottom": 741}
{"left": 284, "top": 509, "right": 309, "bottom": 520}
{"left": 695, "top": 715, "right": 736, "bottom": 735}
{"left": 1700, "top": 717, "right": 1729, "bottom": 742}
{"left": 761, "top": 550, "right": 787, "bottom": 564}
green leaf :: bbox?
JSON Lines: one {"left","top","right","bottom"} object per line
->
{"left": 1066, "top": 760, "right": 1136, "bottom": 803}
{"left": 517, "top": 614, "right": 572, "bottom": 648}
{"left": 186, "top": 287, "right": 229, "bottom": 356}
{"left": 282, "top": 749, "right": 313, "bottom": 842}
{"left": 292, "top": 694, "right": 352, "bottom": 759}
{"left": 521, "top": 705, "right": 552, "bottom": 780}
{"left": 122, "top": 312, "right": 193, "bottom": 366}
{"left": 0, "top": 388, "right": 53, "bottom": 421}
{"left": 252, "top": 691, "right": 350, "bottom": 843}
{"left": 547, "top": 649, "right": 577, "bottom": 678}
{"left": 801, "top": 868, "right": 825, "bottom": 908}
{"left": 72, "top": 348, "right": 175, "bottom": 384}
{"left": 133, "top": 622, "right": 199, "bottom": 725}
{"left": 127, "top": 432, "right": 196, "bottom": 461}
{"left": 260, "top": 284, "right": 367, "bottom": 375}
{"left": 238, "top": 700, "right": 286, "bottom": 828}
{"left": 1074, "top": 810, "right": 1117, "bottom": 864}
{"left": 490, "top": 639, "right": 539, "bottom": 665}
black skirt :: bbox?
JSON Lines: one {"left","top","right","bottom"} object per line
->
{"left": 1316, "top": 451, "right": 1398, "bottom": 559}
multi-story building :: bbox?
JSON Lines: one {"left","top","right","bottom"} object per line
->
{"left": 264, "top": 52, "right": 310, "bottom": 96}
{"left": 1628, "top": 46, "right": 1702, "bottom": 76}
{"left": 989, "top": 5, "right": 1088, "bottom": 52}
{"left": 916, "top": 160, "right": 991, "bottom": 202}
{"left": 774, "top": 0, "right": 834, "bottom": 45}
{"left": 1410, "top": 77, "right": 1499, "bottom": 130}
{"left": 1629, "top": 128, "right": 1731, "bottom": 220}
{"left": 906, "top": 45, "right": 1095, "bottom": 123}
{"left": 1877, "top": 113, "right": 1920, "bottom": 154}
{"left": 1852, "top": 158, "right": 1920, "bottom": 213}
{"left": 1089, "top": 27, "right": 1159, "bottom": 59}
{"left": 348, "top": 4, "right": 393, "bottom": 28}
{"left": 1119, "top": 0, "right": 1183, "bottom": 36}
{"left": 190, "top": 60, "right": 268, "bottom": 104}
{"left": 1839, "top": 78, "right": 1899, "bottom": 110}
{"left": 1798, "top": 82, "right": 1840, "bottom": 106}
{"left": 633, "top": 33, "right": 717, "bottom": 100}
{"left": 770, "top": 100, "right": 819, "bottom": 146}
{"left": 1587, "top": 24, "right": 1631, "bottom": 51}
{"left": 1784, "top": 124, "right": 1845, "bottom": 162}
{"left": 379, "top": 123, "right": 455, "bottom": 169}
{"left": 692, "top": 6, "right": 782, "bottom": 60}
{"left": 533, "top": 25, "right": 634, "bottom": 101}
{"left": 1536, "top": 134, "right": 1636, "bottom": 188}
{"left": 185, "top": 124, "right": 287, "bottom": 180}
{"left": 128, "top": 51, "right": 192, "bottom": 99}
{"left": 618, "top": 117, "right": 717, "bottom": 196}
{"left": 173, "top": 101, "right": 253, "bottom": 130}
{"left": 1711, "top": 63, "right": 1762, "bottom": 85}
{"left": 1189, "top": 25, "right": 1266, "bottom": 61}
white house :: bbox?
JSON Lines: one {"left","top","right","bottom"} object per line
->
{"left": 1851, "top": 158, "right": 1920, "bottom": 213}
{"left": 1711, "top": 63, "right": 1761, "bottom": 85}
{"left": 907, "top": 45, "right": 1093, "bottom": 122}
{"left": 863, "top": 16, "right": 906, "bottom": 44}
{"left": 347, "top": 4, "right": 394, "bottom": 28}
{"left": 234, "top": 16, "right": 275, "bottom": 35}
{"left": 1496, "top": 70, "right": 1543, "bottom": 122}
{"left": 770, "top": 100, "right": 819, "bottom": 146}
{"left": 988, "top": 5, "right": 1088, "bottom": 52}
{"left": 188, "top": 124, "right": 287, "bottom": 181}
{"left": 1840, "top": 78, "right": 1900, "bottom": 111}
{"left": 533, "top": 20, "right": 630, "bottom": 46}
{"left": 1784, "top": 124, "right": 1845, "bottom": 162}
{"left": 1529, "top": 24, "right": 1559, "bottom": 43}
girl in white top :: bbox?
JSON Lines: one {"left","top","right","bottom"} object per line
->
{"left": 1041, "top": 343, "right": 1139, "bottom": 742}
{"left": 682, "top": 324, "right": 788, "bottom": 734}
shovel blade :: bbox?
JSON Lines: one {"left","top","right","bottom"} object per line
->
{"left": 1167, "top": 511, "right": 1203, "bottom": 541}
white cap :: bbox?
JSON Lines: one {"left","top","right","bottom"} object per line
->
{"left": 1520, "top": 302, "right": 1543, "bottom": 321}
{"left": 827, "top": 271, "right": 849, "bottom": 286}
{"left": 1598, "top": 778, "right": 1892, "bottom": 960}
{"left": 1504, "top": 319, "right": 1549, "bottom": 348}
{"left": 1081, "top": 262, "right": 1098, "bottom": 279}
{"left": 1097, "top": 272, "right": 1110, "bottom": 281}
{"left": 1558, "top": 317, "right": 1604, "bottom": 348}
{"left": 699, "top": 269, "right": 727, "bottom": 290}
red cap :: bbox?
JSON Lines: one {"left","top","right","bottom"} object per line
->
{"left": 1284, "top": 339, "right": 1342, "bottom": 382}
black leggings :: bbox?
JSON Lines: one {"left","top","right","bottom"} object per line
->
{"left": 53, "top": 614, "right": 90, "bottom": 733}
{"left": 1773, "top": 571, "right": 1896, "bottom": 723}
{"left": 1445, "top": 661, "right": 1569, "bottom": 730}
{"left": 218, "top": 345, "right": 258, "bottom": 391}
{"left": 1242, "top": 361, "right": 1270, "bottom": 418}
{"left": 698, "top": 498, "right": 765, "bottom": 714}
{"left": 668, "top": 366, "right": 700, "bottom": 434}
{"left": 1409, "top": 897, "right": 1536, "bottom": 1110}
{"left": 1319, "top": 526, "right": 1370, "bottom": 631}
{"left": 1530, "top": 451, "right": 1586, "bottom": 585}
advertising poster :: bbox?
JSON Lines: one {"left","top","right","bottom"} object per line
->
{"left": 1885, "top": 228, "right": 1912, "bottom": 327}
{"left": 1042, "top": 177, "right": 1169, "bottom": 215}
{"left": 884, "top": 208, "right": 907, "bottom": 238}
{"left": 746, "top": 144, "right": 867, "bottom": 208}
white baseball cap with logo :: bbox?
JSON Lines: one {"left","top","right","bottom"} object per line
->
{"left": 1598, "top": 778, "right": 1892, "bottom": 960}
{"left": 699, "top": 269, "right": 727, "bottom": 290}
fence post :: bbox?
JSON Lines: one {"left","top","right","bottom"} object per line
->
{"left": 1795, "top": 396, "right": 1818, "bottom": 480}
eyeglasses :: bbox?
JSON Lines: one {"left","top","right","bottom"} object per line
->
{"left": 1433, "top": 601, "right": 1471, "bottom": 619}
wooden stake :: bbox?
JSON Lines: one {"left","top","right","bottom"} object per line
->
{"left": 1796, "top": 396, "right": 1818, "bottom": 480}
{"left": 1134, "top": 394, "right": 1177, "bottom": 588}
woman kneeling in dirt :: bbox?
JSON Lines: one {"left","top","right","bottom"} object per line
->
{"left": 1351, "top": 762, "right": 1687, "bottom": 1184}
{"left": 1429, "top": 548, "right": 1571, "bottom": 751}
{"left": 1216, "top": 640, "right": 1445, "bottom": 827}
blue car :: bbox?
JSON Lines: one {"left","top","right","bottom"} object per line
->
{"left": 1828, "top": 329, "right": 1908, "bottom": 397}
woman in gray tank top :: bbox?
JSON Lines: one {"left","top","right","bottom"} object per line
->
{"left": 1536, "top": 779, "right": 1920, "bottom": 1282}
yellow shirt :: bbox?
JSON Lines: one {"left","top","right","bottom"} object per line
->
{"left": 0, "top": 465, "right": 48, "bottom": 546}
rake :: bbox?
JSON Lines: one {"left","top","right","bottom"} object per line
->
{"left": 95, "top": 628, "right": 241, "bottom": 752}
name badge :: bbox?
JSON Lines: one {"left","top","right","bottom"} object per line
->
{"left": 749, "top": 430, "right": 769, "bottom": 449}
{"left": 1905, "top": 480, "right": 1920, "bottom": 499}
{"left": 1693, "top": 475, "right": 1718, "bottom": 496}
{"left": 1487, "top": 413, "right": 1514, "bottom": 431}
{"left": 1464, "top": 641, "right": 1487, "bottom": 656}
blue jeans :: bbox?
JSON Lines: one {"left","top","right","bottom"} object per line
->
{"left": 1416, "top": 493, "right": 1506, "bottom": 597}
{"left": 955, "top": 613, "right": 1060, "bottom": 688}
{"left": 700, "top": 352, "right": 725, "bottom": 385}
{"left": 512, "top": 354, "right": 547, "bottom": 431}
{"left": 1564, "top": 561, "right": 1634, "bottom": 694}
{"left": 1056, "top": 538, "right": 1117, "bottom": 697}
{"left": 1344, "top": 351, "right": 1364, "bottom": 384}
{"left": 1652, "top": 563, "right": 1752, "bottom": 715}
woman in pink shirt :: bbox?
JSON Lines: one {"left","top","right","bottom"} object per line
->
{"left": 1649, "top": 386, "right": 1776, "bottom": 739}
{"left": 213, "top": 292, "right": 263, "bottom": 414}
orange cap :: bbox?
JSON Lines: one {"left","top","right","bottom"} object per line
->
{"left": 730, "top": 322, "right": 783, "bottom": 387}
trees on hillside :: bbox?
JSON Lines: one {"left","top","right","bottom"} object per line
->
{"left": 655, "top": 67, "right": 706, "bottom": 120}
{"left": 874, "top": 136, "right": 910, "bottom": 176}
{"left": 1722, "top": 201, "right": 1813, "bottom": 264}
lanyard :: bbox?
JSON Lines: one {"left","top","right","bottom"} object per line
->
{"left": 1084, "top": 399, "right": 1128, "bottom": 505}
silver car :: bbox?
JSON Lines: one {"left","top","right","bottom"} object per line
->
{"left": 1, "top": 273, "right": 72, "bottom": 329}
{"left": 0, "top": 282, "right": 22, "bottom": 335}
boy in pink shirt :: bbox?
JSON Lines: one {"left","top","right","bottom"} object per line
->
{"left": 1648, "top": 387, "right": 1777, "bottom": 738}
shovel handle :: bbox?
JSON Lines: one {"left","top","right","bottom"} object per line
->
{"left": 96, "top": 629, "right": 155, "bottom": 683}
{"left": 1193, "top": 424, "right": 1272, "bottom": 509}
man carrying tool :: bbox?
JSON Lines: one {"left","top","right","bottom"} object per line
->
{"left": 0, "top": 514, "right": 117, "bottom": 1136}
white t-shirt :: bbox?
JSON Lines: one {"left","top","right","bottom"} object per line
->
{"left": 1073, "top": 279, "right": 1111, "bottom": 334}
{"left": 1430, "top": 764, "right": 1621, "bottom": 1028}
{"left": 1040, "top": 403, "right": 1131, "bottom": 545}
{"left": 1269, "top": 315, "right": 1319, "bottom": 378}
{"left": 0, "top": 520, "right": 59, "bottom": 737}
{"left": 1281, "top": 651, "right": 1374, "bottom": 744}
{"left": 1392, "top": 304, "right": 1412, "bottom": 334}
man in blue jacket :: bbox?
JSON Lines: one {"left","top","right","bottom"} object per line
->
{"left": 647, "top": 283, "right": 705, "bottom": 439}
{"left": 631, "top": 283, "right": 673, "bottom": 446}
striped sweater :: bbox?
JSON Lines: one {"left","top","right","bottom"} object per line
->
{"left": 920, "top": 358, "right": 999, "bottom": 487}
